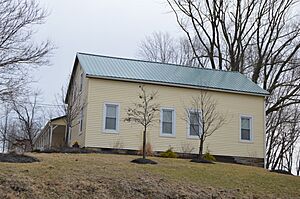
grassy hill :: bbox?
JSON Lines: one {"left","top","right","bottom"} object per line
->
{"left": 0, "top": 153, "right": 299, "bottom": 199}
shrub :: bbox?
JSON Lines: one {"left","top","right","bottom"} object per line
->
{"left": 161, "top": 147, "right": 177, "bottom": 158}
{"left": 203, "top": 152, "right": 216, "bottom": 162}
{"left": 138, "top": 143, "right": 154, "bottom": 156}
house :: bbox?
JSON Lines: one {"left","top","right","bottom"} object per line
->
{"left": 34, "top": 116, "right": 66, "bottom": 150}
{"left": 66, "top": 52, "right": 269, "bottom": 166}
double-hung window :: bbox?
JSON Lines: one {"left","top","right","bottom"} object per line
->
{"left": 79, "top": 108, "right": 83, "bottom": 133}
{"left": 104, "top": 103, "right": 120, "bottom": 133}
{"left": 160, "top": 108, "right": 176, "bottom": 137}
{"left": 240, "top": 116, "right": 253, "bottom": 141}
{"left": 188, "top": 110, "right": 202, "bottom": 138}
{"left": 79, "top": 72, "right": 84, "bottom": 92}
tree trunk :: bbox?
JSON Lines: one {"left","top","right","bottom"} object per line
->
{"left": 2, "top": 112, "right": 8, "bottom": 152}
{"left": 143, "top": 127, "right": 146, "bottom": 159}
{"left": 65, "top": 124, "right": 71, "bottom": 146}
{"left": 198, "top": 136, "right": 204, "bottom": 159}
{"left": 2, "top": 139, "right": 5, "bottom": 153}
{"left": 28, "top": 133, "right": 34, "bottom": 152}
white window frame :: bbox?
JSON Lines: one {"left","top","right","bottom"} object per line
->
{"left": 160, "top": 107, "right": 176, "bottom": 137}
{"left": 79, "top": 108, "right": 83, "bottom": 135}
{"left": 239, "top": 115, "right": 253, "bottom": 142}
{"left": 187, "top": 109, "right": 203, "bottom": 139}
{"left": 103, "top": 102, "right": 120, "bottom": 134}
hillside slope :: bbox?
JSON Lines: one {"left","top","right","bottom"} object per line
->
{"left": 0, "top": 153, "right": 299, "bottom": 199}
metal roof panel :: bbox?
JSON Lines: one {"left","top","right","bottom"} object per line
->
{"left": 77, "top": 52, "right": 269, "bottom": 96}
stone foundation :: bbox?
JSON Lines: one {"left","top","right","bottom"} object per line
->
{"left": 84, "top": 147, "right": 264, "bottom": 168}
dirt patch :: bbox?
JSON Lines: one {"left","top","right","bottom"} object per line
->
{"left": 0, "top": 174, "right": 245, "bottom": 199}
{"left": 103, "top": 174, "right": 243, "bottom": 199}
{"left": 0, "top": 175, "right": 35, "bottom": 199}
{"left": 0, "top": 153, "right": 39, "bottom": 163}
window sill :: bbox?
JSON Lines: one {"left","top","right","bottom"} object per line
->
{"left": 187, "top": 136, "right": 199, "bottom": 140}
{"left": 160, "top": 133, "right": 176, "bottom": 138}
{"left": 103, "top": 130, "right": 119, "bottom": 134}
{"left": 239, "top": 140, "right": 254, "bottom": 144}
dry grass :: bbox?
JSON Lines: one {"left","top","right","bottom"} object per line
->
{"left": 0, "top": 153, "right": 299, "bottom": 199}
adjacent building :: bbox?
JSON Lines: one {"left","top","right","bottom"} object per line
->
{"left": 34, "top": 116, "right": 66, "bottom": 150}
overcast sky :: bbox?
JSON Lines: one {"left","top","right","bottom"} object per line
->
{"left": 33, "top": 0, "right": 179, "bottom": 109}
{"left": 32, "top": 0, "right": 300, "bottom": 112}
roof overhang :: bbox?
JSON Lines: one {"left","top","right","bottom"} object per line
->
{"left": 50, "top": 115, "right": 66, "bottom": 122}
{"left": 86, "top": 74, "right": 269, "bottom": 97}
{"left": 65, "top": 55, "right": 80, "bottom": 103}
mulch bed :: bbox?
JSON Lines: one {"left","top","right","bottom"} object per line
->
{"left": 0, "top": 153, "right": 39, "bottom": 163}
{"left": 190, "top": 158, "right": 215, "bottom": 164}
{"left": 131, "top": 158, "right": 157, "bottom": 164}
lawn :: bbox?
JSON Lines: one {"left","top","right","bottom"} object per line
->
{"left": 0, "top": 153, "right": 299, "bottom": 199}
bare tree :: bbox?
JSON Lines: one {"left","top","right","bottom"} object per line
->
{"left": 57, "top": 84, "right": 86, "bottom": 146}
{"left": 124, "top": 85, "right": 159, "bottom": 160}
{"left": 4, "top": 120, "right": 20, "bottom": 152}
{"left": 0, "top": 0, "right": 53, "bottom": 101}
{"left": 184, "top": 91, "right": 226, "bottom": 160}
{"left": 11, "top": 92, "right": 44, "bottom": 151}
{"left": 138, "top": 32, "right": 177, "bottom": 63}
{"left": 165, "top": 0, "right": 300, "bottom": 170}
{"left": 138, "top": 32, "right": 201, "bottom": 66}
{"left": 0, "top": 104, "right": 11, "bottom": 152}
{"left": 266, "top": 104, "right": 300, "bottom": 171}
{"left": 167, "top": 0, "right": 300, "bottom": 70}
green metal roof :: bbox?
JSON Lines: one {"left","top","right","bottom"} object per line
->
{"left": 76, "top": 52, "right": 269, "bottom": 96}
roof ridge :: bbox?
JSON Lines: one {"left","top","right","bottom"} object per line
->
{"left": 77, "top": 52, "right": 239, "bottom": 74}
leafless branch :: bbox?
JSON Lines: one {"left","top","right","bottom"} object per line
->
{"left": 124, "top": 85, "right": 160, "bottom": 159}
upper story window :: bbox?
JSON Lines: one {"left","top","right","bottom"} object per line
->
{"left": 103, "top": 103, "right": 120, "bottom": 133}
{"left": 240, "top": 116, "right": 253, "bottom": 141}
{"left": 160, "top": 108, "right": 176, "bottom": 137}
{"left": 79, "top": 108, "right": 83, "bottom": 134}
{"left": 79, "top": 72, "right": 84, "bottom": 91}
{"left": 188, "top": 110, "right": 202, "bottom": 138}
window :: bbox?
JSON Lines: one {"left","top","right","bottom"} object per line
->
{"left": 104, "top": 103, "right": 120, "bottom": 133}
{"left": 79, "top": 72, "right": 84, "bottom": 91}
{"left": 160, "top": 108, "right": 176, "bottom": 136}
{"left": 188, "top": 110, "right": 202, "bottom": 137}
{"left": 79, "top": 108, "right": 83, "bottom": 133}
{"left": 240, "top": 116, "right": 252, "bottom": 141}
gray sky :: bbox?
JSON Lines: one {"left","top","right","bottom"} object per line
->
{"left": 33, "top": 0, "right": 179, "bottom": 107}
{"left": 32, "top": 0, "right": 300, "bottom": 109}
